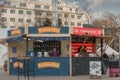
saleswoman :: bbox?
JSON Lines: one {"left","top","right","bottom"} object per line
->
{"left": 50, "top": 48, "right": 60, "bottom": 57}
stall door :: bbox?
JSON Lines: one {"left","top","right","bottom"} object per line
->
{"left": 72, "top": 58, "right": 78, "bottom": 76}
{"left": 72, "top": 57, "right": 101, "bottom": 76}
{"left": 77, "top": 57, "right": 89, "bottom": 75}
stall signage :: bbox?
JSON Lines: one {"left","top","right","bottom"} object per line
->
{"left": 38, "top": 27, "right": 60, "bottom": 34}
{"left": 11, "top": 29, "right": 21, "bottom": 35}
{"left": 13, "top": 62, "right": 24, "bottom": 68}
{"left": 86, "top": 46, "right": 92, "bottom": 52}
{"left": 73, "top": 27, "right": 104, "bottom": 36}
{"left": 38, "top": 62, "right": 60, "bottom": 69}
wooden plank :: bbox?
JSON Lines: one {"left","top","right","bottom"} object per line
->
{"left": 69, "top": 36, "right": 72, "bottom": 80}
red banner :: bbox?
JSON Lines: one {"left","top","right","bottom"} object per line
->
{"left": 73, "top": 27, "right": 104, "bottom": 36}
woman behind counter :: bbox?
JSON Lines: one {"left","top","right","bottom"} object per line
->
{"left": 50, "top": 48, "right": 60, "bottom": 57}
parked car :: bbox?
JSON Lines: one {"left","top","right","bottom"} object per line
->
{"left": 3, "top": 60, "right": 7, "bottom": 72}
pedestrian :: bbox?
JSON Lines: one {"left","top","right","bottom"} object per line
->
{"left": 101, "top": 50, "right": 109, "bottom": 74}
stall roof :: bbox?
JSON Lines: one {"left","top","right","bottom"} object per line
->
{"left": 27, "top": 34, "right": 70, "bottom": 41}
{"left": 0, "top": 34, "right": 70, "bottom": 44}
{"left": 31, "top": 37, "right": 69, "bottom": 41}
{"left": 0, "top": 34, "right": 26, "bottom": 44}
{"left": 27, "top": 34, "right": 70, "bottom": 37}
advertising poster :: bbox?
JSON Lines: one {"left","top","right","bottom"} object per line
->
{"left": 89, "top": 61, "right": 102, "bottom": 79}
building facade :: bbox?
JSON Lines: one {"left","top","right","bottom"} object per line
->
{"left": 0, "top": 0, "right": 88, "bottom": 29}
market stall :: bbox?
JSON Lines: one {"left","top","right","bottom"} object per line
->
{"left": 6, "top": 27, "right": 70, "bottom": 76}
{"left": 0, "top": 27, "right": 115, "bottom": 78}
{"left": 71, "top": 27, "right": 114, "bottom": 77}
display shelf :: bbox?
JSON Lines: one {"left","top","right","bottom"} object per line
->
{"left": 33, "top": 40, "right": 61, "bottom": 57}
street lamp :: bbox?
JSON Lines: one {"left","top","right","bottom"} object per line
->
{"left": 52, "top": 0, "right": 58, "bottom": 27}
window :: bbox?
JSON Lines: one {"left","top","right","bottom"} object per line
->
{"left": 58, "top": 7, "right": 63, "bottom": 11}
{"left": 71, "top": 22, "right": 75, "bottom": 26}
{"left": 1, "top": 26, "right": 7, "bottom": 28}
{"left": 2, "top": 17, "right": 7, "bottom": 22}
{"left": 46, "top": 13, "right": 52, "bottom": 17}
{"left": 44, "top": 6, "right": 49, "bottom": 10}
{"left": 71, "top": 15, "right": 75, "bottom": 18}
{"left": 20, "top": 3, "right": 26, "bottom": 7}
{"left": 35, "top": 5, "right": 41, "bottom": 8}
{"left": 2, "top": 9, "right": 7, "bottom": 13}
{"left": 65, "top": 22, "right": 68, "bottom": 25}
{"left": 69, "top": 8, "right": 72, "bottom": 11}
{"left": 18, "top": 18, "right": 23, "bottom": 22}
{"left": 10, "top": 18, "right": 15, "bottom": 22}
{"left": 64, "top": 14, "right": 68, "bottom": 18}
{"left": 27, "top": 11, "right": 31, "bottom": 15}
{"left": 10, "top": 26, "right": 15, "bottom": 28}
{"left": 4, "top": 1, "right": 11, "bottom": 5}
{"left": 12, "top": 47, "right": 17, "bottom": 53}
{"left": 30, "top": 0, "right": 37, "bottom": 1}
{"left": 19, "top": 26, "right": 23, "bottom": 28}
{"left": 35, "top": 11, "right": 42, "bottom": 16}
{"left": 10, "top": 9, "right": 15, "bottom": 14}
{"left": 77, "top": 15, "right": 81, "bottom": 19}
{"left": 27, "top": 19, "right": 31, "bottom": 23}
{"left": 76, "top": 9, "right": 78, "bottom": 13}
{"left": 19, "top": 10, "right": 23, "bottom": 14}
{"left": 58, "top": 14, "right": 62, "bottom": 17}
{"left": 77, "top": 23, "right": 81, "bottom": 26}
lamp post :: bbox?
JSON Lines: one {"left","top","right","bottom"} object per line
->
{"left": 52, "top": 0, "right": 58, "bottom": 27}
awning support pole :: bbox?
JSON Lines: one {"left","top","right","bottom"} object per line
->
{"left": 26, "top": 37, "right": 28, "bottom": 56}
{"left": 100, "top": 37, "right": 103, "bottom": 55}
{"left": 101, "top": 37, "right": 115, "bottom": 55}
{"left": 70, "top": 35, "right": 72, "bottom": 80}
{"left": 97, "top": 37, "right": 115, "bottom": 56}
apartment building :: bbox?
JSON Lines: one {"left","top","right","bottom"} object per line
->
{"left": 0, "top": 0, "right": 88, "bottom": 29}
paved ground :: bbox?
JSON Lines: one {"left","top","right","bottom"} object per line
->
{"left": 0, "top": 69, "right": 120, "bottom": 80}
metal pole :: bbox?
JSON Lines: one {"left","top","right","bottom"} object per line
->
{"left": 26, "top": 37, "right": 28, "bottom": 56}
{"left": 52, "top": 0, "right": 58, "bottom": 27}
{"left": 27, "top": 38, "right": 29, "bottom": 80}
{"left": 100, "top": 37, "right": 103, "bottom": 55}
{"left": 18, "top": 59, "right": 19, "bottom": 80}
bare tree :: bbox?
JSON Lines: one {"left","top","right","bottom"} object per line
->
{"left": 92, "top": 12, "right": 120, "bottom": 36}
{"left": 79, "top": 0, "right": 93, "bottom": 24}
{"left": 91, "top": 12, "right": 120, "bottom": 52}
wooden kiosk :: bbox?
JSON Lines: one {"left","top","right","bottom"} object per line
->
{"left": 0, "top": 27, "right": 114, "bottom": 79}
{"left": 3, "top": 27, "right": 71, "bottom": 77}
{"left": 70, "top": 27, "right": 114, "bottom": 77}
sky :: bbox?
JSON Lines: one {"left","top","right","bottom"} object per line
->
{"left": 66, "top": 0, "right": 120, "bottom": 13}
{"left": 65, "top": 0, "right": 120, "bottom": 19}
{"left": 87, "top": 0, "right": 120, "bottom": 13}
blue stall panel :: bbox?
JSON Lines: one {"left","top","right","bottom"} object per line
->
{"left": 9, "top": 58, "right": 25, "bottom": 75}
{"left": 9, "top": 57, "right": 70, "bottom": 76}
